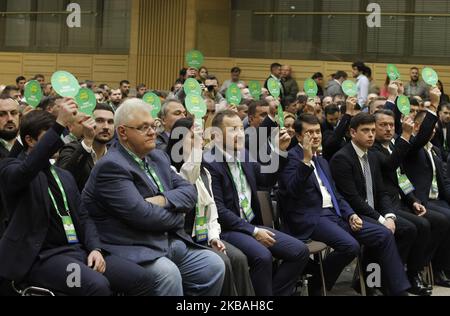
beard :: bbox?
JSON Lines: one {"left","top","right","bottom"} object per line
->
{"left": 0, "top": 129, "right": 18, "bottom": 141}
{"left": 95, "top": 134, "right": 113, "bottom": 145}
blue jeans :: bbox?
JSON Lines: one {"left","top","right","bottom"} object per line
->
{"left": 141, "top": 239, "right": 225, "bottom": 296}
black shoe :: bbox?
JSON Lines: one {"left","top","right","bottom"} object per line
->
{"left": 434, "top": 270, "right": 450, "bottom": 288}
{"left": 407, "top": 273, "right": 432, "bottom": 296}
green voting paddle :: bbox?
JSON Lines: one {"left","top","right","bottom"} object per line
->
{"left": 397, "top": 95, "right": 411, "bottom": 116}
{"left": 248, "top": 81, "right": 262, "bottom": 100}
{"left": 185, "top": 94, "right": 207, "bottom": 129}
{"left": 75, "top": 88, "right": 97, "bottom": 116}
{"left": 422, "top": 67, "right": 439, "bottom": 87}
{"left": 387, "top": 64, "right": 401, "bottom": 81}
{"left": 304, "top": 79, "right": 318, "bottom": 97}
{"left": 24, "top": 80, "right": 43, "bottom": 108}
{"left": 342, "top": 80, "right": 358, "bottom": 97}
{"left": 51, "top": 71, "right": 80, "bottom": 98}
{"left": 226, "top": 83, "right": 242, "bottom": 105}
{"left": 268, "top": 78, "right": 281, "bottom": 98}
{"left": 186, "top": 50, "right": 204, "bottom": 69}
{"left": 143, "top": 92, "right": 162, "bottom": 118}
{"left": 184, "top": 78, "right": 202, "bottom": 96}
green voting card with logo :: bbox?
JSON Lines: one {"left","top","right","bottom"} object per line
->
{"left": 75, "top": 88, "right": 97, "bottom": 116}
{"left": 226, "top": 83, "right": 242, "bottom": 105}
{"left": 422, "top": 67, "right": 439, "bottom": 86}
{"left": 304, "top": 79, "right": 318, "bottom": 97}
{"left": 24, "top": 80, "right": 43, "bottom": 108}
{"left": 397, "top": 95, "right": 411, "bottom": 116}
{"left": 184, "top": 78, "right": 202, "bottom": 96}
{"left": 143, "top": 92, "right": 162, "bottom": 118}
{"left": 51, "top": 71, "right": 80, "bottom": 98}
{"left": 185, "top": 94, "right": 207, "bottom": 119}
{"left": 268, "top": 78, "right": 281, "bottom": 98}
{"left": 248, "top": 81, "right": 261, "bottom": 100}
{"left": 342, "top": 80, "right": 358, "bottom": 97}
{"left": 387, "top": 64, "right": 401, "bottom": 81}
{"left": 186, "top": 50, "right": 204, "bottom": 69}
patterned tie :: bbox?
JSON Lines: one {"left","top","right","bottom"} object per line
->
{"left": 362, "top": 154, "right": 375, "bottom": 208}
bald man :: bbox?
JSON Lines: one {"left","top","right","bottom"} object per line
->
{"left": 281, "top": 65, "right": 299, "bottom": 99}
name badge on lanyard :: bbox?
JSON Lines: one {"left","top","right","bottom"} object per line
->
{"left": 397, "top": 169, "right": 414, "bottom": 195}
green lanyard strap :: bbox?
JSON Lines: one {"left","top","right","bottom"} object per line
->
{"left": 126, "top": 147, "right": 165, "bottom": 193}
{"left": 48, "top": 167, "right": 70, "bottom": 217}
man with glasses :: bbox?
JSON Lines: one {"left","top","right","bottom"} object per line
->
{"left": 82, "top": 98, "right": 225, "bottom": 296}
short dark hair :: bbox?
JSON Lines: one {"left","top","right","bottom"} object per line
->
{"left": 16, "top": 76, "right": 26, "bottom": 84}
{"left": 283, "top": 95, "right": 297, "bottom": 108}
{"left": 20, "top": 111, "right": 56, "bottom": 150}
{"left": 94, "top": 103, "right": 115, "bottom": 115}
{"left": 248, "top": 100, "right": 269, "bottom": 117}
{"left": 411, "top": 67, "right": 419, "bottom": 72}
{"left": 205, "top": 75, "right": 219, "bottom": 82}
{"left": 1, "top": 85, "right": 19, "bottom": 95}
{"left": 120, "top": 80, "right": 130, "bottom": 86}
{"left": 212, "top": 110, "right": 240, "bottom": 129}
{"left": 33, "top": 74, "right": 45, "bottom": 80}
{"left": 374, "top": 109, "right": 395, "bottom": 121}
{"left": 136, "top": 83, "right": 146, "bottom": 90}
{"left": 410, "top": 98, "right": 420, "bottom": 106}
{"left": 294, "top": 114, "right": 321, "bottom": 135}
{"left": 297, "top": 95, "right": 308, "bottom": 104}
{"left": 440, "top": 104, "right": 450, "bottom": 112}
{"left": 37, "top": 96, "right": 62, "bottom": 111}
{"left": 231, "top": 67, "right": 241, "bottom": 74}
{"left": 352, "top": 62, "right": 371, "bottom": 77}
{"left": 312, "top": 72, "right": 324, "bottom": 80}
{"left": 270, "top": 63, "right": 282, "bottom": 71}
{"left": 325, "top": 105, "right": 340, "bottom": 116}
{"left": 334, "top": 71, "right": 348, "bottom": 80}
{"left": 350, "top": 113, "right": 376, "bottom": 130}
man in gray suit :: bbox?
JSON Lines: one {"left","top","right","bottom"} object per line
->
{"left": 82, "top": 98, "right": 225, "bottom": 296}
{"left": 326, "top": 71, "right": 348, "bottom": 98}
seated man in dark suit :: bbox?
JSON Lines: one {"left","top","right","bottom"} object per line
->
{"left": 279, "top": 114, "right": 410, "bottom": 296}
{"left": 432, "top": 103, "right": 450, "bottom": 162}
{"left": 57, "top": 103, "right": 115, "bottom": 191}
{"left": 372, "top": 109, "right": 448, "bottom": 295}
{"left": 203, "top": 110, "right": 309, "bottom": 296}
{"left": 403, "top": 109, "right": 450, "bottom": 286}
{"left": 82, "top": 98, "right": 225, "bottom": 296}
{"left": 0, "top": 103, "right": 154, "bottom": 296}
{"left": 330, "top": 113, "right": 418, "bottom": 293}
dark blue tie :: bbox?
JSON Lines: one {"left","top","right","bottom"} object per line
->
{"left": 313, "top": 156, "right": 342, "bottom": 217}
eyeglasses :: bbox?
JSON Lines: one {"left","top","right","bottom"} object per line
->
{"left": 123, "top": 124, "right": 156, "bottom": 134}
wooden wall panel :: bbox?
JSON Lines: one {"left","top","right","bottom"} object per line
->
{"left": 135, "top": 0, "right": 188, "bottom": 91}
{"left": 0, "top": 53, "right": 22, "bottom": 85}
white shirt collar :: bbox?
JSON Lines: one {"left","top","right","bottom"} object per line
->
{"left": 351, "top": 141, "right": 368, "bottom": 159}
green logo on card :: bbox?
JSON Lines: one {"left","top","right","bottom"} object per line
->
{"left": 24, "top": 80, "right": 43, "bottom": 108}
{"left": 387, "top": 64, "right": 401, "bottom": 81}
{"left": 248, "top": 81, "right": 262, "bottom": 100}
{"left": 226, "top": 83, "right": 242, "bottom": 105}
{"left": 184, "top": 78, "right": 202, "bottom": 96}
{"left": 342, "top": 80, "right": 358, "bottom": 97}
{"left": 51, "top": 71, "right": 80, "bottom": 98}
{"left": 143, "top": 92, "right": 162, "bottom": 118}
{"left": 422, "top": 67, "right": 439, "bottom": 86}
{"left": 186, "top": 50, "right": 204, "bottom": 69}
{"left": 397, "top": 95, "right": 411, "bottom": 116}
{"left": 185, "top": 94, "right": 207, "bottom": 118}
{"left": 75, "top": 88, "right": 97, "bottom": 116}
{"left": 304, "top": 79, "right": 318, "bottom": 97}
{"left": 268, "top": 78, "right": 281, "bottom": 98}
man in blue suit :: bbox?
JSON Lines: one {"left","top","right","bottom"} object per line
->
{"left": 82, "top": 98, "right": 225, "bottom": 296}
{"left": 0, "top": 102, "right": 155, "bottom": 296}
{"left": 203, "top": 110, "right": 309, "bottom": 296}
{"left": 279, "top": 114, "right": 410, "bottom": 296}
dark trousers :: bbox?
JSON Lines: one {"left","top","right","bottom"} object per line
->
{"left": 395, "top": 207, "right": 449, "bottom": 272}
{"left": 427, "top": 200, "right": 450, "bottom": 271}
{"left": 213, "top": 240, "right": 255, "bottom": 296}
{"left": 221, "top": 227, "right": 309, "bottom": 296}
{"left": 310, "top": 210, "right": 410, "bottom": 295}
{"left": 27, "top": 245, "right": 154, "bottom": 296}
